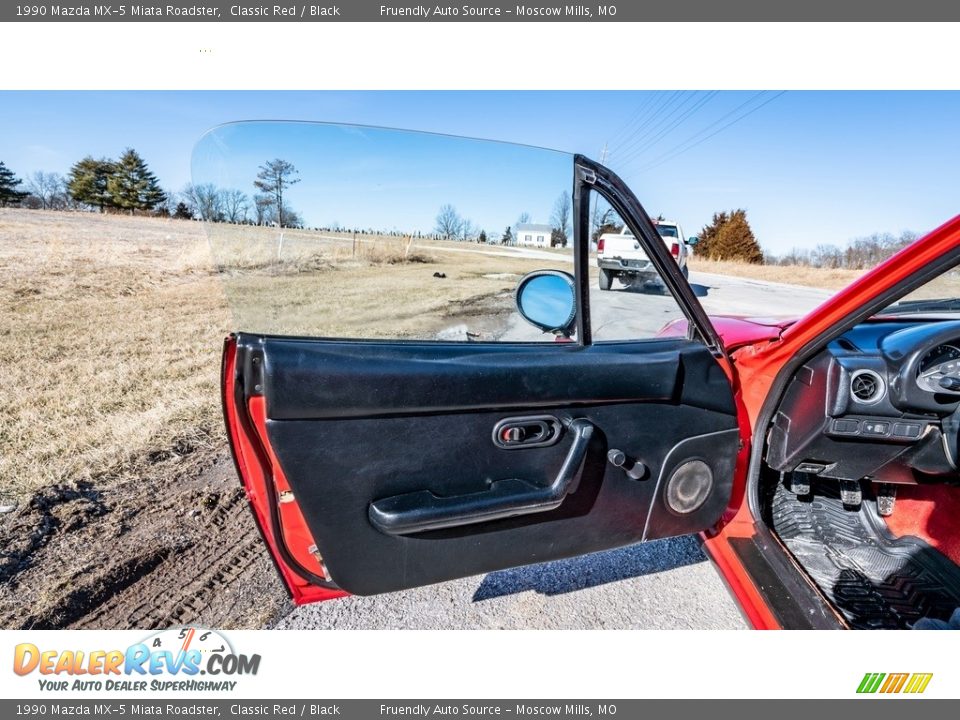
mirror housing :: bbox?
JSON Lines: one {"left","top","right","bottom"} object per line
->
{"left": 515, "top": 270, "right": 577, "bottom": 337}
{"left": 686, "top": 236, "right": 699, "bottom": 246}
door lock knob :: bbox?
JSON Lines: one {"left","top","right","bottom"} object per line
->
{"left": 501, "top": 426, "right": 526, "bottom": 443}
{"left": 608, "top": 449, "right": 647, "bottom": 481}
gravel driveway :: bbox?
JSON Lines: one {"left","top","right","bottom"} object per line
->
{"left": 274, "top": 535, "right": 746, "bottom": 630}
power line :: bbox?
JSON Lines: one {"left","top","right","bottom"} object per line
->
{"left": 605, "top": 92, "right": 660, "bottom": 149}
{"left": 613, "top": 91, "right": 699, "bottom": 161}
{"left": 608, "top": 91, "right": 685, "bottom": 160}
{"left": 606, "top": 91, "right": 676, "bottom": 152}
{"left": 633, "top": 91, "right": 785, "bottom": 173}
{"left": 615, "top": 91, "right": 719, "bottom": 166}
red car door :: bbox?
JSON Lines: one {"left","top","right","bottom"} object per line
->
{"left": 207, "top": 122, "right": 749, "bottom": 606}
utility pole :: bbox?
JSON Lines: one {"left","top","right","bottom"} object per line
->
{"left": 590, "top": 142, "right": 609, "bottom": 243}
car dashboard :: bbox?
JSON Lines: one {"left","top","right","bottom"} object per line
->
{"left": 766, "top": 319, "right": 960, "bottom": 484}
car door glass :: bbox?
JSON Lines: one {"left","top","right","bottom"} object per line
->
{"left": 194, "top": 122, "right": 574, "bottom": 342}
{"left": 590, "top": 199, "right": 689, "bottom": 341}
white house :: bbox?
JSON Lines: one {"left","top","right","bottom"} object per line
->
{"left": 514, "top": 223, "right": 552, "bottom": 248}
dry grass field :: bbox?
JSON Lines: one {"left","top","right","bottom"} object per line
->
{"left": 688, "top": 258, "right": 865, "bottom": 290}
{"left": 1, "top": 210, "right": 227, "bottom": 501}
{"left": 0, "top": 209, "right": 567, "bottom": 629}
{"left": 1, "top": 211, "right": 568, "bottom": 503}
{"left": 690, "top": 256, "right": 960, "bottom": 299}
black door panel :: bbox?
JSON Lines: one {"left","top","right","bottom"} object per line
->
{"left": 238, "top": 333, "right": 739, "bottom": 596}
{"left": 258, "top": 338, "right": 714, "bottom": 420}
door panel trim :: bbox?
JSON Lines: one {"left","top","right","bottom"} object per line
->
{"left": 260, "top": 338, "right": 716, "bottom": 421}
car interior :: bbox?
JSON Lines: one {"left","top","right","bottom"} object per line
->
{"left": 761, "top": 312, "right": 960, "bottom": 628}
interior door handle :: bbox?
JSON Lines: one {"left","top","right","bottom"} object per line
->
{"left": 368, "top": 419, "right": 595, "bottom": 535}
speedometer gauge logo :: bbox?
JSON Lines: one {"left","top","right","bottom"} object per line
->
{"left": 142, "top": 627, "right": 234, "bottom": 657}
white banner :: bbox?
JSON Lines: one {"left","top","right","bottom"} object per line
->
{"left": 2, "top": 629, "right": 953, "bottom": 699}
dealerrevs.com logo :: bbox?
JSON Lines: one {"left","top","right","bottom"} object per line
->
{"left": 13, "top": 627, "right": 260, "bottom": 692}
{"left": 857, "top": 673, "right": 933, "bottom": 694}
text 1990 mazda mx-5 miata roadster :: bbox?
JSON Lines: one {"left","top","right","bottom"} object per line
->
{"left": 210, "top": 123, "right": 960, "bottom": 629}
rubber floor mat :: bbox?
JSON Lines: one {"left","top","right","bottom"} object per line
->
{"left": 771, "top": 479, "right": 960, "bottom": 629}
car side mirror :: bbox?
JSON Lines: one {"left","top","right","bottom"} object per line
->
{"left": 515, "top": 270, "right": 577, "bottom": 337}
{"left": 686, "top": 236, "right": 699, "bottom": 246}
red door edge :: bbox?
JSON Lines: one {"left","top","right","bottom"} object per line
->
{"left": 222, "top": 335, "right": 348, "bottom": 605}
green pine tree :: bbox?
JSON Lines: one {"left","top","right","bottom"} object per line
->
{"left": 108, "top": 149, "right": 165, "bottom": 214}
{"left": 0, "top": 162, "right": 29, "bottom": 207}
{"left": 67, "top": 156, "right": 116, "bottom": 212}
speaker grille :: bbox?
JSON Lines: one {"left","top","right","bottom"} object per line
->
{"left": 666, "top": 459, "right": 714, "bottom": 514}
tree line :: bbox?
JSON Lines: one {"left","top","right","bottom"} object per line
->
{"left": 0, "top": 154, "right": 304, "bottom": 228}
{"left": 433, "top": 191, "right": 573, "bottom": 247}
{"left": 2, "top": 156, "right": 919, "bottom": 269}
{"left": 694, "top": 210, "right": 920, "bottom": 269}
{"left": 765, "top": 231, "right": 919, "bottom": 269}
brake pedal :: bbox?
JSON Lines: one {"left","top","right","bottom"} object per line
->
{"left": 876, "top": 483, "right": 896, "bottom": 517}
{"left": 787, "top": 471, "right": 811, "bottom": 496}
{"left": 839, "top": 479, "right": 862, "bottom": 508}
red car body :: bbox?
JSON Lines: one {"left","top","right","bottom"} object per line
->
{"left": 222, "top": 214, "right": 960, "bottom": 625}
{"left": 698, "top": 214, "right": 960, "bottom": 628}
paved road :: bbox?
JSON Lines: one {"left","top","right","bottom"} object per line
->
{"left": 503, "top": 268, "right": 833, "bottom": 341}
{"left": 274, "top": 269, "right": 833, "bottom": 630}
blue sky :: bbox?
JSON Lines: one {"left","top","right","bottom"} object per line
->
{"left": 193, "top": 121, "right": 570, "bottom": 235}
{"left": 2, "top": 91, "right": 958, "bottom": 253}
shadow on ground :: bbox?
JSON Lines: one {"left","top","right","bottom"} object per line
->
{"left": 614, "top": 282, "right": 712, "bottom": 298}
{"left": 473, "top": 535, "right": 706, "bottom": 601}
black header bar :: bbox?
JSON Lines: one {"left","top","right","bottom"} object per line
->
{"left": 3, "top": 0, "right": 958, "bottom": 22}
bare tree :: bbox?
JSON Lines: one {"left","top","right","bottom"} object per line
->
{"left": 591, "top": 206, "right": 618, "bottom": 242}
{"left": 253, "top": 159, "right": 300, "bottom": 228}
{"left": 152, "top": 188, "right": 180, "bottom": 217}
{"left": 550, "top": 190, "right": 572, "bottom": 247}
{"left": 434, "top": 204, "right": 462, "bottom": 239}
{"left": 460, "top": 218, "right": 478, "bottom": 242}
{"left": 26, "top": 171, "right": 63, "bottom": 209}
{"left": 512, "top": 211, "right": 532, "bottom": 243}
{"left": 182, "top": 183, "right": 223, "bottom": 222}
{"left": 221, "top": 189, "right": 250, "bottom": 224}
{"left": 56, "top": 175, "right": 82, "bottom": 210}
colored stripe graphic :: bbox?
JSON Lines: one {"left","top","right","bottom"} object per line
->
{"left": 857, "top": 673, "right": 885, "bottom": 693}
{"left": 880, "top": 673, "right": 908, "bottom": 693}
{"left": 857, "top": 672, "right": 932, "bottom": 694}
{"left": 904, "top": 673, "right": 933, "bottom": 694}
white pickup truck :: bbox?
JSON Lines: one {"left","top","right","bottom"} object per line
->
{"left": 596, "top": 220, "right": 695, "bottom": 290}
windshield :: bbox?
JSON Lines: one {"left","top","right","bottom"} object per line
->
{"left": 656, "top": 224, "right": 679, "bottom": 238}
{"left": 880, "top": 267, "right": 960, "bottom": 316}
